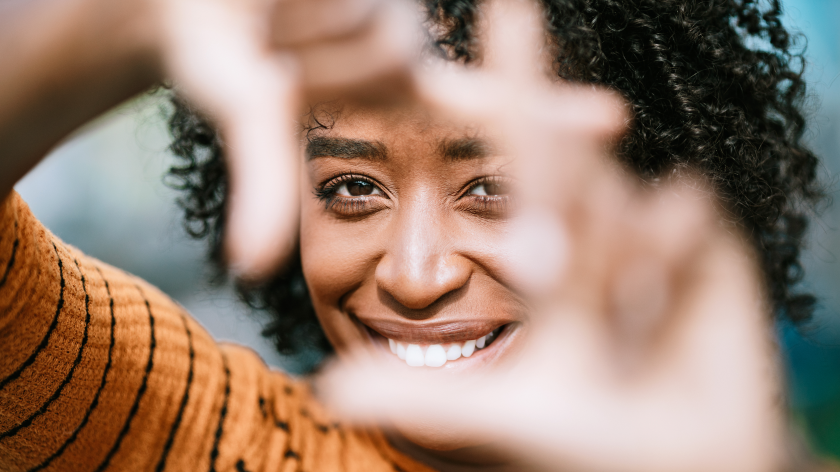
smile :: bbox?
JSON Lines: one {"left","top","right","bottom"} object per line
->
{"left": 348, "top": 296, "right": 526, "bottom": 370}
{"left": 354, "top": 316, "right": 515, "bottom": 368}
{"left": 386, "top": 326, "right": 505, "bottom": 367}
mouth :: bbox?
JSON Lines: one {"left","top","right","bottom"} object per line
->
{"left": 387, "top": 325, "right": 506, "bottom": 367}
{"left": 359, "top": 321, "right": 513, "bottom": 368}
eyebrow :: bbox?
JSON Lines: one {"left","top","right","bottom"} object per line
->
{"left": 306, "top": 136, "right": 388, "bottom": 161}
{"left": 438, "top": 137, "right": 492, "bottom": 162}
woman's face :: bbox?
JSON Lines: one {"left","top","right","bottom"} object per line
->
{"left": 299, "top": 101, "right": 528, "bottom": 451}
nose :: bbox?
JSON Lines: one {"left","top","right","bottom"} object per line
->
{"left": 375, "top": 210, "right": 472, "bottom": 311}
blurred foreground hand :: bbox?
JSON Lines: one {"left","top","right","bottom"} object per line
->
{"left": 0, "top": 0, "right": 423, "bottom": 279}
{"left": 316, "top": 1, "right": 786, "bottom": 472}
{"left": 156, "top": 0, "right": 423, "bottom": 279}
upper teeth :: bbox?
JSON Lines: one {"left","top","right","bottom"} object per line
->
{"left": 386, "top": 327, "right": 502, "bottom": 368}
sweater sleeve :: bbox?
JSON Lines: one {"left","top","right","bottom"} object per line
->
{"left": 0, "top": 192, "right": 435, "bottom": 472}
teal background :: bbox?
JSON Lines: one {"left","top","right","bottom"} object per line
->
{"left": 781, "top": 0, "right": 840, "bottom": 459}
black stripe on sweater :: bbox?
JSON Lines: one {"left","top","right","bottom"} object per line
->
{"left": 154, "top": 312, "right": 195, "bottom": 472}
{"left": 0, "top": 242, "right": 64, "bottom": 391}
{"left": 208, "top": 353, "right": 231, "bottom": 472}
{"left": 0, "top": 256, "right": 89, "bottom": 440}
{"left": 93, "top": 285, "right": 157, "bottom": 472}
{"left": 369, "top": 426, "right": 404, "bottom": 472}
{"left": 0, "top": 219, "right": 18, "bottom": 289}
{"left": 28, "top": 267, "right": 118, "bottom": 471}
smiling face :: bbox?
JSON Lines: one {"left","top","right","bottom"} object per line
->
{"left": 299, "top": 101, "right": 529, "bottom": 451}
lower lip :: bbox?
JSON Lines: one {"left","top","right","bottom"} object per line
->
{"left": 362, "top": 323, "right": 519, "bottom": 372}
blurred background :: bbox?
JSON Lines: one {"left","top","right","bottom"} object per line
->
{"left": 12, "top": 0, "right": 840, "bottom": 460}
{"left": 14, "top": 93, "right": 294, "bottom": 371}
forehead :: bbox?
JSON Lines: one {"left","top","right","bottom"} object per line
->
{"left": 302, "top": 101, "right": 494, "bottom": 161}
{"left": 305, "top": 101, "right": 452, "bottom": 139}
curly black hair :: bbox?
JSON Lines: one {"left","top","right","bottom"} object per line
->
{"left": 166, "top": 0, "right": 823, "bottom": 373}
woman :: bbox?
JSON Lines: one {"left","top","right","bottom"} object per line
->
{"left": 0, "top": 0, "right": 829, "bottom": 470}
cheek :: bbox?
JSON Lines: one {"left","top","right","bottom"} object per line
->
{"left": 300, "top": 221, "right": 378, "bottom": 305}
{"left": 299, "top": 196, "right": 386, "bottom": 346}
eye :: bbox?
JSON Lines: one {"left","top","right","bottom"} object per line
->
{"left": 314, "top": 174, "right": 389, "bottom": 217}
{"left": 467, "top": 181, "right": 507, "bottom": 196}
{"left": 459, "top": 177, "right": 514, "bottom": 219}
{"left": 336, "top": 180, "right": 382, "bottom": 197}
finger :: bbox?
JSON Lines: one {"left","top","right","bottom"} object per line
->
{"left": 160, "top": 0, "right": 305, "bottom": 279}
{"left": 647, "top": 215, "right": 783, "bottom": 472}
{"left": 413, "top": 0, "right": 628, "bottom": 209}
{"left": 513, "top": 87, "right": 629, "bottom": 215}
{"left": 316, "top": 357, "right": 508, "bottom": 438}
{"left": 603, "top": 177, "right": 716, "bottom": 370}
{"left": 419, "top": 78, "right": 629, "bottom": 216}
{"left": 270, "top": 0, "right": 381, "bottom": 47}
{"left": 479, "top": 0, "right": 628, "bottom": 198}
{"left": 222, "top": 78, "right": 301, "bottom": 279}
{"left": 480, "top": 0, "right": 547, "bottom": 79}
{"left": 415, "top": 0, "right": 621, "bottom": 127}
{"left": 315, "top": 349, "right": 605, "bottom": 472}
{"left": 294, "top": 0, "right": 421, "bottom": 100}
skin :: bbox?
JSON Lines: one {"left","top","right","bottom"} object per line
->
{"left": 300, "top": 102, "right": 528, "bottom": 457}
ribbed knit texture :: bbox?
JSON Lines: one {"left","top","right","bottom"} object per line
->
{"left": 0, "top": 192, "right": 434, "bottom": 472}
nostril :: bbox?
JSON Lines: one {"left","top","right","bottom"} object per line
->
{"left": 374, "top": 254, "right": 472, "bottom": 311}
{"left": 376, "top": 280, "right": 450, "bottom": 312}
{"left": 374, "top": 289, "right": 439, "bottom": 320}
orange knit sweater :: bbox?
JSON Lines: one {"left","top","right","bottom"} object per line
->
{"left": 0, "top": 192, "right": 434, "bottom": 472}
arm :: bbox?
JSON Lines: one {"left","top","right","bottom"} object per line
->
{"left": 0, "top": 193, "right": 433, "bottom": 471}
{"left": 0, "top": 192, "right": 236, "bottom": 471}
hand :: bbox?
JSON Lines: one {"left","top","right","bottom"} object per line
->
{"left": 316, "top": 2, "right": 785, "bottom": 471}
{"left": 154, "top": 0, "right": 422, "bottom": 279}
